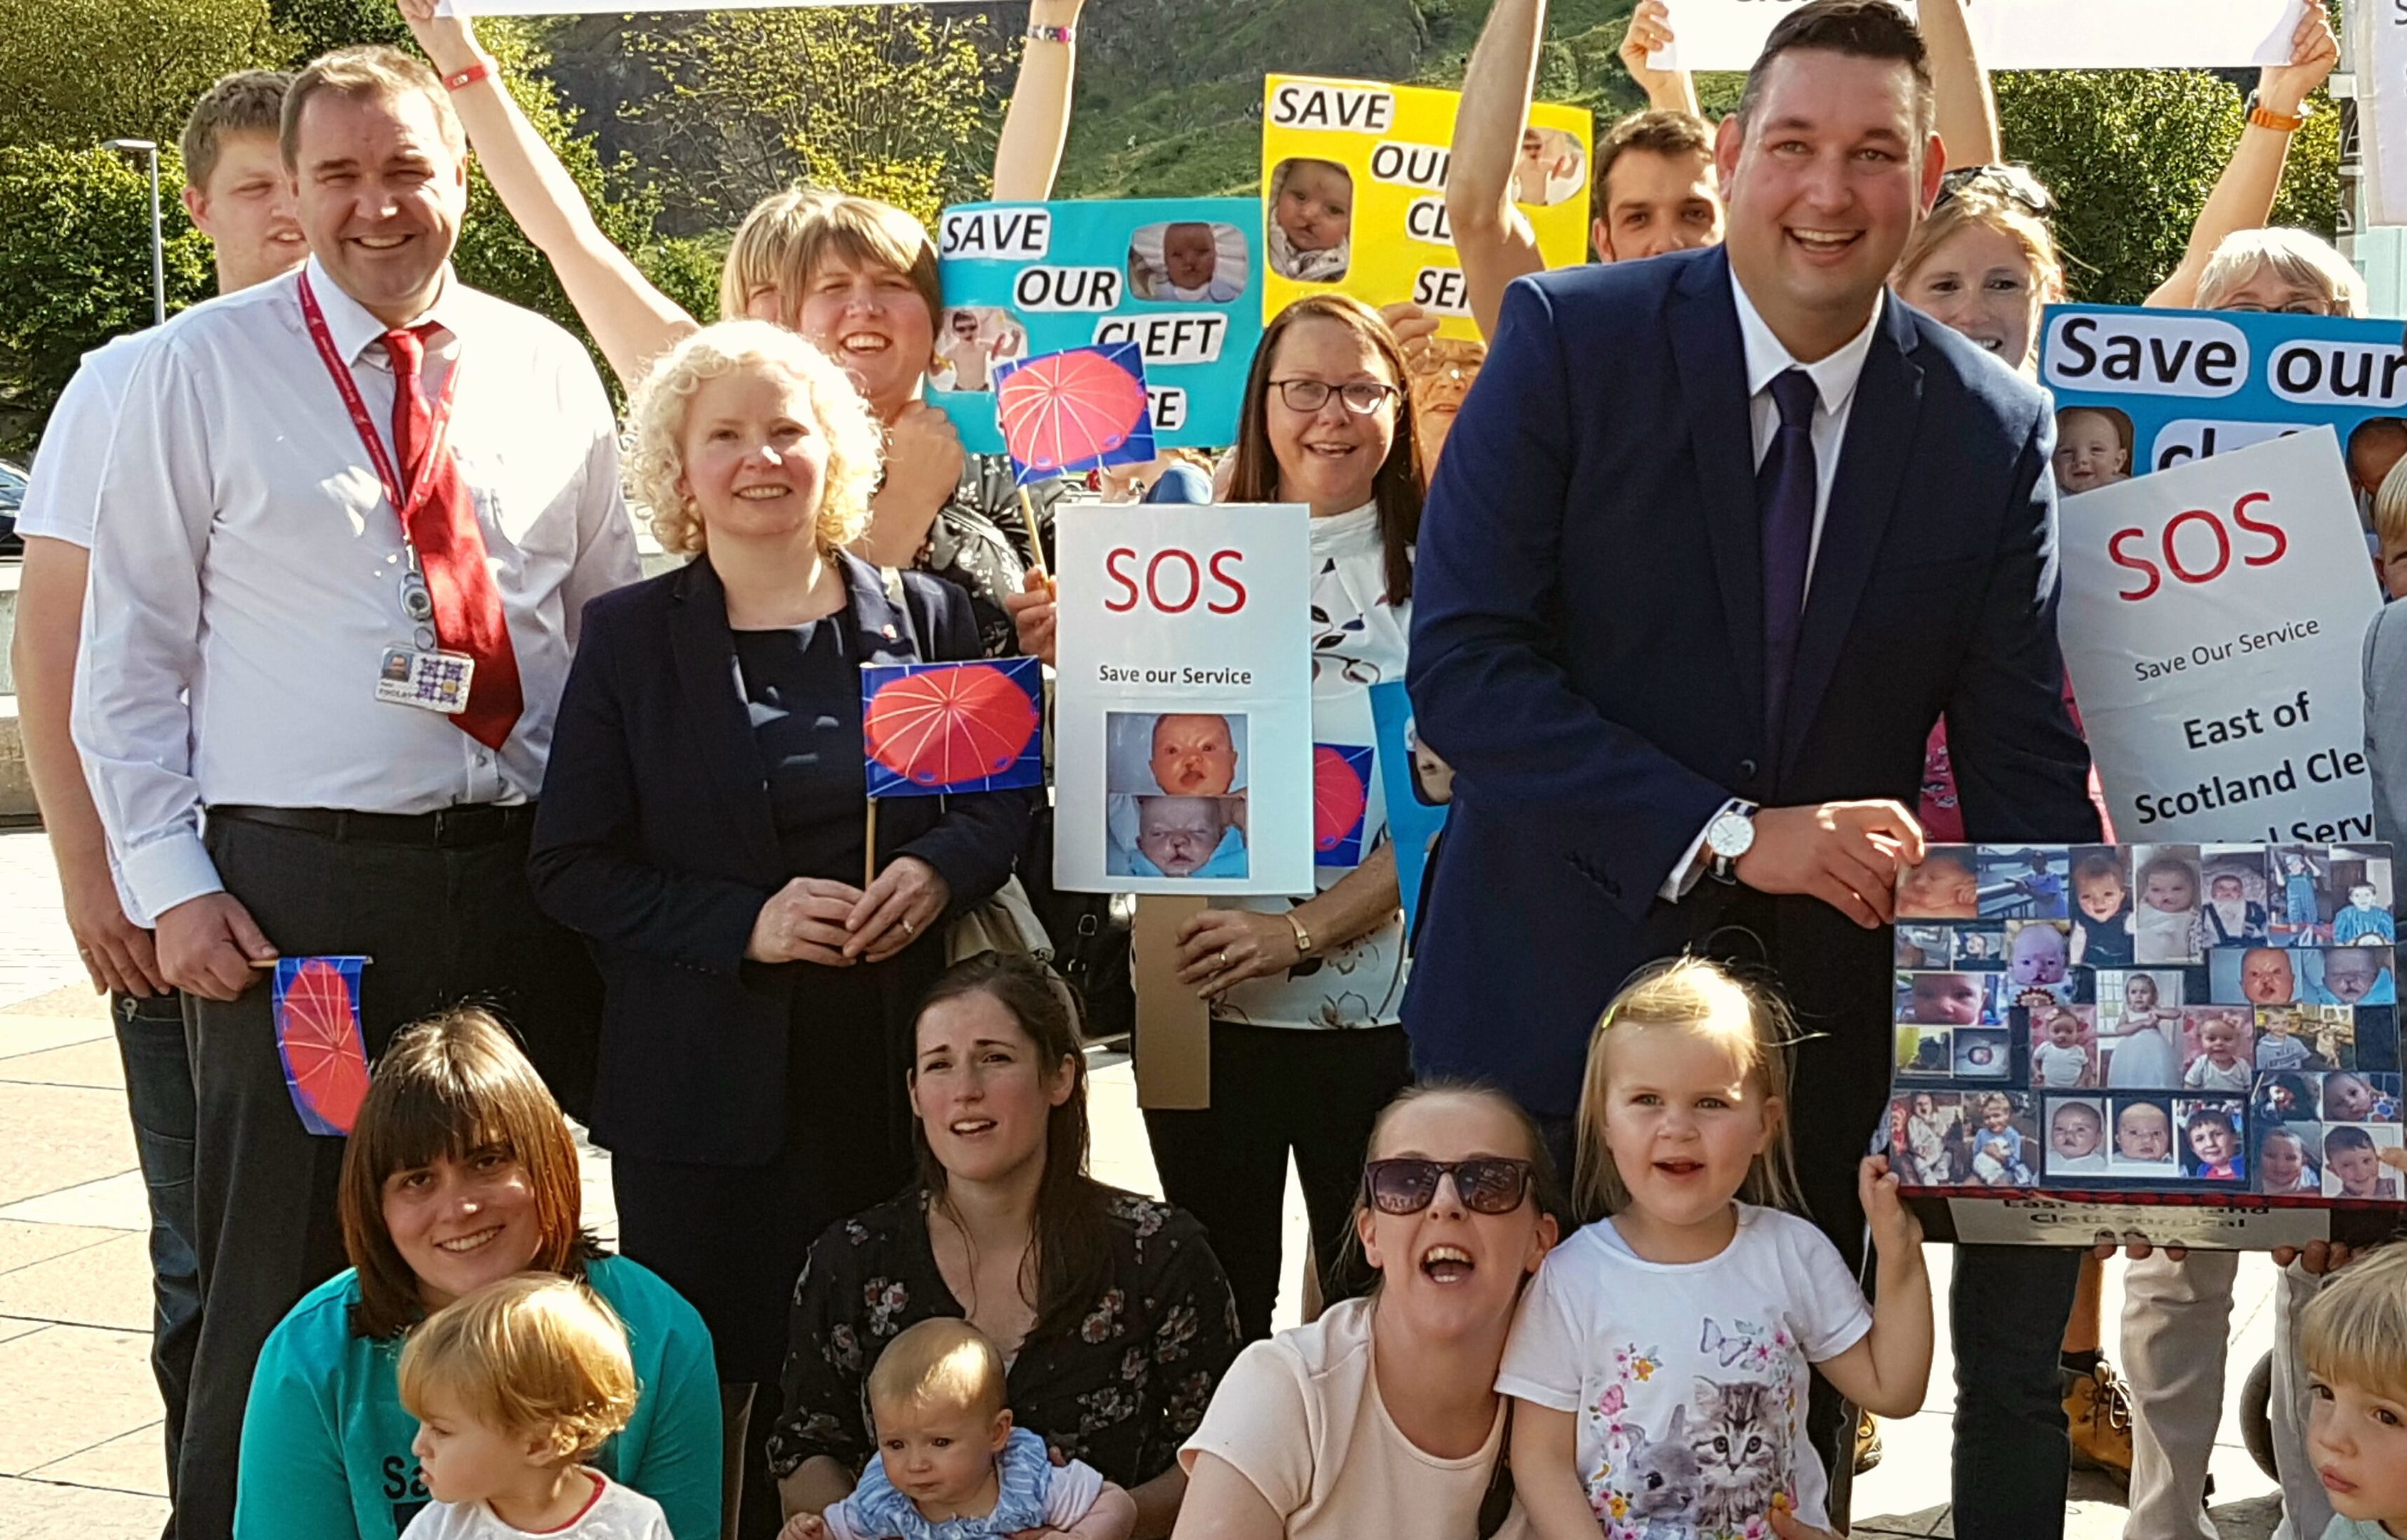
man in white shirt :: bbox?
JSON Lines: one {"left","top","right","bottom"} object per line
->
{"left": 11, "top": 68, "right": 303, "bottom": 1524}
{"left": 73, "top": 46, "right": 637, "bottom": 1540}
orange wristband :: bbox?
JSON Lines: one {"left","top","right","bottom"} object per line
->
{"left": 442, "top": 57, "right": 498, "bottom": 91}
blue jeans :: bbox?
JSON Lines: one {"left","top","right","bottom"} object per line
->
{"left": 1951, "top": 1244, "right": 2081, "bottom": 1540}
{"left": 115, "top": 989, "right": 200, "bottom": 1526}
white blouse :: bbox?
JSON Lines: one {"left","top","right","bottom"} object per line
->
{"left": 1211, "top": 502, "right": 1410, "bottom": 1032}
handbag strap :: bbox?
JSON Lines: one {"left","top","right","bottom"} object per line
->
{"left": 1477, "top": 1398, "right": 1515, "bottom": 1539}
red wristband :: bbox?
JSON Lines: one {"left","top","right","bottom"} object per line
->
{"left": 442, "top": 57, "right": 498, "bottom": 91}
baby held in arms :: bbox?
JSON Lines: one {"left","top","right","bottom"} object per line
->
{"left": 781, "top": 1319, "right": 1134, "bottom": 1540}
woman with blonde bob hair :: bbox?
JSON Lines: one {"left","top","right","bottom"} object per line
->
{"left": 235, "top": 1008, "right": 722, "bottom": 1540}
{"left": 531, "top": 322, "right": 1037, "bottom": 1532}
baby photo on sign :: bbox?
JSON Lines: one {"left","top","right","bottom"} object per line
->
{"left": 930, "top": 305, "right": 1026, "bottom": 394}
{"left": 1268, "top": 156, "right": 1351, "bottom": 282}
{"left": 1976, "top": 846, "right": 2070, "bottom": 920}
{"left": 1104, "top": 711, "right": 1251, "bottom": 880}
{"left": 1126, "top": 220, "right": 1250, "bottom": 304}
{"left": 1897, "top": 848, "right": 1980, "bottom": 920}
{"left": 2043, "top": 1096, "right": 2110, "bottom": 1180}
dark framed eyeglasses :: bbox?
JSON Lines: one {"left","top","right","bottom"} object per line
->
{"left": 1362, "top": 1157, "right": 1536, "bottom": 1216}
{"left": 1269, "top": 378, "right": 1400, "bottom": 415}
{"left": 1934, "top": 163, "right": 2056, "bottom": 220}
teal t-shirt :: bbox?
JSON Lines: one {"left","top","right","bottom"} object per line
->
{"left": 235, "top": 1253, "right": 722, "bottom": 1540}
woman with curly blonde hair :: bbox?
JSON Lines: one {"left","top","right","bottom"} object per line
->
{"left": 528, "top": 321, "right": 1037, "bottom": 1531}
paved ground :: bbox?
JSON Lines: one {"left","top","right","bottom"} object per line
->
{"left": 0, "top": 827, "right": 2295, "bottom": 1539}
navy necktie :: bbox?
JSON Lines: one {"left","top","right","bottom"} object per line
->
{"left": 1759, "top": 367, "right": 1819, "bottom": 759}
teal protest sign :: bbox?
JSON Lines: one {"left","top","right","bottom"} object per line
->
{"left": 933, "top": 198, "right": 1264, "bottom": 455}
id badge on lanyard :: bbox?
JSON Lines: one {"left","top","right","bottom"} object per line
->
{"left": 297, "top": 272, "right": 475, "bottom": 716}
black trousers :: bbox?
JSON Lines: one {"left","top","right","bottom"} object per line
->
{"left": 612, "top": 960, "right": 920, "bottom": 1540}
{"left": 1144, "top": 1022, "right": 1413, "bottom": 1343}
{"left": 175, "top": 811, "right": 599, "bottom": 1540}
{"left": 114, "top": 987, "right": 200, "bottom": 1536}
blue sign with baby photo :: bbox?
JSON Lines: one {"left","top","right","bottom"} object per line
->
{"left": 2038, "top": 303, "right": 2407, "bottom": 500}
{"left": 932, "top": 197, "right": 1266, "bottom": 456}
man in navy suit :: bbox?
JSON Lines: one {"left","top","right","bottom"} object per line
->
{"left": 1406, "top": 4, "right": 2100, "bottom": 1534}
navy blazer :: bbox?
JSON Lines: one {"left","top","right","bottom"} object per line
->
{"left": 528, "top": 550, "right": 1035, "bottom": 1165}
{"left": 1405, "top": 247, "right": 2101, "bottom": 1118}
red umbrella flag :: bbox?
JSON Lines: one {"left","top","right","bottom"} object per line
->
{"left": 861, "top": 657, "right": 1047, "bottom": 797}
{"left": 1314, "top": 743, "right": 1374, "bottom": 867}
{"left": 272, "top": 956, "right": 371, "bottom": 1137}
{"left": 992, "top": 342, "right": 1157, "bottom": 486}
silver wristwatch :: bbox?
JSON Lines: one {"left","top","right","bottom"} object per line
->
{"left": 1705, "top": 802, "right": 1760, "bottom": 883}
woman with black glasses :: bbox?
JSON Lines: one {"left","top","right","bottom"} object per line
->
{"left": 1141, "top": 294, "right": 1429, "bottom": 1344}
{"left": 1172, "top": 1083, "right": 1559, "bottom": 1540}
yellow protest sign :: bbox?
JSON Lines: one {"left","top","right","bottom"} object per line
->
{"left": 1261, "top": 74, "right": 1592, "bottom": 341}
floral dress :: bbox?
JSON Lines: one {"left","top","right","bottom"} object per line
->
{"left": 767, "top": 1187, "right": 1241, "bottom": 1489}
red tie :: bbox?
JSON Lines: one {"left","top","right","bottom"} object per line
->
{"left": 386, "top": 325, "right": 523, "bottom": 750}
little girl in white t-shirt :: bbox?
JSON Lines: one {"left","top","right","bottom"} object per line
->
{"left": 1499, "top": 957, "right": 1935, "bottom": 1540}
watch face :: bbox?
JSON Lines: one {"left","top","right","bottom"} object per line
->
{"left": 1708, "top": 811, "right": 1754, "bottom": 859}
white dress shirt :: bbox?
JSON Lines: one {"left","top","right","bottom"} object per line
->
{"left": 1658, "top": 272, "right": 1886, "bottom": 900}
{"left": 19, "top": 332, "right": 151, "bottom": 548}
{"left": 74, "top": 257, "right": 640, "bottom": 921}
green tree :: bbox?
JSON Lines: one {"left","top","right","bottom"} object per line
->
{"left": 1998, "top": 69, "right": 2339, "bottom": 305}
{"left": 0, "top": 145, "right": 215, "bottom": 455}
{"left": 622, "top": 6, "right": 1010, "bottom": 232}
{"left": 0, "top": 0, "right": 292, "bottom": 151}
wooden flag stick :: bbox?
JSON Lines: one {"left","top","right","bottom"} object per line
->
{"left": 1017, "top": 485, "right": 1048, "bottom": 580}
{"left": 864, "top": 797, "right": 880, "bottom": 890}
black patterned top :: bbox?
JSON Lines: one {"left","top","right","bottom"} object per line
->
{"left": 767, "top": 1186, "right": 1241, "bottom": 1488}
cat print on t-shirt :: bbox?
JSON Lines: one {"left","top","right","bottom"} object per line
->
{"left": 1581, "top": 1318, "right": 1801, "bottom": 1539}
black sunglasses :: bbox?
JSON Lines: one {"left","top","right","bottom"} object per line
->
{"left": 1362, "top": 1157, "right": 1536, "bottom": 1216}
{"left": 1934, "top": 163, "right": 2056, "bottom": 220}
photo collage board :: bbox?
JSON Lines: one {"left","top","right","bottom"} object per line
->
{"left": 1887, "top": 841, "right": 2403, "bottom": 1211}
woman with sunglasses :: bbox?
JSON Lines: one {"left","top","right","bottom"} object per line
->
{"left": 1173, "top": 1084, "right": 1560, "bottom": 1540}
{"left": 1139, "top": 294, "right": 1428, "bottom": 1347}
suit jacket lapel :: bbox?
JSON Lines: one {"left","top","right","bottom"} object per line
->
{"left": 1783, "top": 299, "right": 1925, "bottom": 771}
{"left": 667, "top": 557, "right": 786, "bottom": 887}
{"left": 1669, "top": 249, "right": 1767, "bottom": 740}
{"left": 838, "top": 552, "right": 926, "bottom": 667}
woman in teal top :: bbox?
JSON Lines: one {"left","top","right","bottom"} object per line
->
{"left": 235, "top": 1008, "right": 722, "bottom": 1540}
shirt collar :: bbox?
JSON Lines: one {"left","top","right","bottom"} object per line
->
{"left": 1729, "top": 265, "right": 1884, "bottom": 418}
{"left": 299, "top": 253, "right": 462, "bottom": 366}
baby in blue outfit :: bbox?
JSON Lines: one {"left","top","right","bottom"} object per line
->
{"left": 781, "top": 1319, "right": 1133, "bottom": 1540}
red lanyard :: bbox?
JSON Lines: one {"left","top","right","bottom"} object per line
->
{"left": 297, "top": 270, "right": 462, "bottom": 528}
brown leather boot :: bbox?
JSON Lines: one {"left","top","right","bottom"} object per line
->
{"left": 2064, "top": 1357, "right": 2135, "bottom": 1482}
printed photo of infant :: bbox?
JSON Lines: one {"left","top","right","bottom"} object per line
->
{"left": 1268, "top": 157, "right": 1352, "bottom": 282}
{"left": 2069, "top": 846, "right": 2135, "bottom": 969}
{"left": 2307, "top": 946, "right": 2396, "bottom": 1007}
{"left": 1896, "top": 970, "right": 2002, "bottom": 1027}
{"left": 2221, "top": 945, "right": 2305, "bottom": 1007}
{"left": 2175, "top": 1099, "right": 2246, "bottom": 1182}
{"left": 2130, "top": 845, "right": 2206, "bottom": 965}
{"left": 2322, "top": 1071, "right": 2401, "bottom": 1125}
{"left": 1953, "top": 925, "right": 2007, "bottom": 970}
{"left": 2005, "top": 918, "right": 2071, "bottom": 989}
{"left": 2108, "top": 1097, "right": 2182, "bottom": 1179}
{"left": 2322, "top": 1122, "right": 2405, "bottom": 1201}
{"left": 1512, "top": 125, "right": 1588, "bottom": 207}
{"left": 2330, "top": 847, "right": 2397, "bottom": 947}
{"left": 930, "top": 305, "right": 1026, "bottom": 394}
{"left": 1897, "top": 848, "right": 1980, "bottom": 920}
{"left": 2179, "top": 1007, "right": 2256, "bottom": 1092}
{"left": 1954, "top": 1027, "right": 2011, "bottom": 1079}
{"left": 1104, "top": 712, "right": 1251, "bottom": 881}
{"left": 2053, "top": 406, "right": 2133, "bottom": 496}
{"left": 2028, "top": 1005, "right": 2098, "bottom": 1089}
{"left": 1127, "top": 220, "right": 1250, "bottom": 304}
{"left": 1892, "top": 1092, "right": 1961, "bottom": 1186}
{"left": 2256, "top": 1121, "right": 2322, "bottom": 1195}
{"left": 2044, "top": 1096, "right": 2110, "bottom": 1180}
{"left": 1977, "top": 846, "right": 2069, "bottom": 920}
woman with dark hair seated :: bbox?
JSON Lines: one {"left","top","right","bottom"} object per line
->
{"left": 770, "top": 955, "right": 1241, "bottom": 1538}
